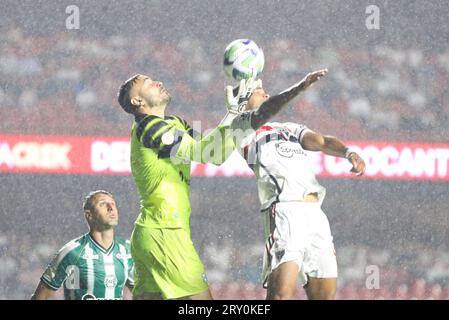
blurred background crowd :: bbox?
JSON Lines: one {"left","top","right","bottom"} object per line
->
{"left": 1, "top": 0, "right": 448, "bottom": 299}
{"left": 1, "top": 27, "right": 448, "bottom": 141}
{"left": 1, "top": 175, "right": 447, "bottom": 299}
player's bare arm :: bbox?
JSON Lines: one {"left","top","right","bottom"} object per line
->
{"left": 301, "top": 131, "right": 366, "bottom": 176}
{"left": 250, "top": 69, "right": 328, "bottom": 129}
{"left": 31, "top": 281, "right": 55, "bottom": 300}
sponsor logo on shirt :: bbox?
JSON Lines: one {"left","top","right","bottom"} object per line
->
{"left": 275, "top": 142, "right": 305, "bottom": 158}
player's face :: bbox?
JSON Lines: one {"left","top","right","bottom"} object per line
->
{"left": 89, "top": 194, "right": 119, "bottom": 230}
{"left": 136, "top": 75, "right": 171, "bottom": 107}
{"left": 246, "top": 87, "right": 269, "bottom": 111}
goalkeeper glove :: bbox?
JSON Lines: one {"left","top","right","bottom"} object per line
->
{"left": 219, "top": 78, "right": 262, "bottom": 126}
{"left": 236, "top": 78, "right": 262, "bottom": 111}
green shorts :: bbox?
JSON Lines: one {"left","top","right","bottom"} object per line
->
{"left": 130, "top": 226, "right": 209, "bottom": 299}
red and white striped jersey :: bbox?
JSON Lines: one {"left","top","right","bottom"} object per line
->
{"left": 240, "top": 122, "right": 326, "bottom": 210}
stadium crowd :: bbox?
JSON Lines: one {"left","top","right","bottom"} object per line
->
{"left": 0, "top": 27, "right": 448, "bottom": 141}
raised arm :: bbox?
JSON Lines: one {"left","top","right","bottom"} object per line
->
{"left": 301, "top": 130, "right": 366, "bottom": 176}
{"left": 250, "top": 69, "right": 328, "bottom": 130}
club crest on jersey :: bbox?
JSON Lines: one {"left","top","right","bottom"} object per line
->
{"left": 104, "top": 275, "right": 118, "bottom": 288}
{"left": 275, "top": 142, "right": 304, "bottom": 158}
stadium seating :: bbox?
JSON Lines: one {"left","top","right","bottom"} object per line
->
{"left": 1, "top": 28, "right": 448, "bottom": 142}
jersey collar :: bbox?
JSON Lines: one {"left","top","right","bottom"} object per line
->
{"left": 87, "top": 234, "right": 115, "bottom": 255}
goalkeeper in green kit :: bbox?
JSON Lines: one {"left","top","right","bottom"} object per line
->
{"left": 117, "top": 70, "right": 327, "bottom": 299}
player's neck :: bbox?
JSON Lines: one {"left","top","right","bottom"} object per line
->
{"left": 89, "top": 229, "right": 114, "bottom": 250}
{"left": 147, "top": 105, "right": 166, "bottom": 118}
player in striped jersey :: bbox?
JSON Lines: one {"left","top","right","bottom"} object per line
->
{"left": 231, "top": 73, "right": 366, "bottom": 300}
{"left": 31, "top": 190, "right": 134, "bottom": 300}
{"left": 117, "top": 72, "right": 321, "bottom": 300}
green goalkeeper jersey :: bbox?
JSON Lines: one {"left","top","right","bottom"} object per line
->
{"left": 41, "top": 234, "right": 134, "bottom": 300}
{"left": 130, "top": 115, "right": 234, "bottom": 229}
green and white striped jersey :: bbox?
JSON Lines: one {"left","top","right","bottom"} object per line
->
{"left": 41, "top": 234, "right": 134, "bottom": 300}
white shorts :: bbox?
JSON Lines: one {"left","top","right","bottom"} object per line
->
{"left": 262, "top": 201, "right": 338, "bottom": 288}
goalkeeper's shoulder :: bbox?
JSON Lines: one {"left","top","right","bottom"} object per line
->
{"left": 134, "top": 115, "right": 185, "bottom": 150}
{"left": 135, "top": 115, "right": 168, "bottom": 140}
{"left": 169, "top": 114, "right": 202, "bottom": 140}
{"left": 167, "top": 115, "right": 191, "bottom": 130}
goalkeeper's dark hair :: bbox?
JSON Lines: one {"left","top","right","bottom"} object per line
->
{"left": 83, "top": 190, "right": 114, "bottom": 211}
{"left": 117, "top": 74, "right": 141, "bottom": 114}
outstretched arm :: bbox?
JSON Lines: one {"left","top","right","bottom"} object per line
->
{"left": 250, "top": 69, "right": 328, "bottom": 130}
{"left": 302, "top": 131, "right": 366, "bottom": 176}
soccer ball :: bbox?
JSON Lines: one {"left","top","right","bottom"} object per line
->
{"left": 223, "top": 39, "right": 264, "bottom": 81}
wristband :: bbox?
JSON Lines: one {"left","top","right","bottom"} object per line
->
{"left": 345, "top": 148, "right": 356, "bottom": 159}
